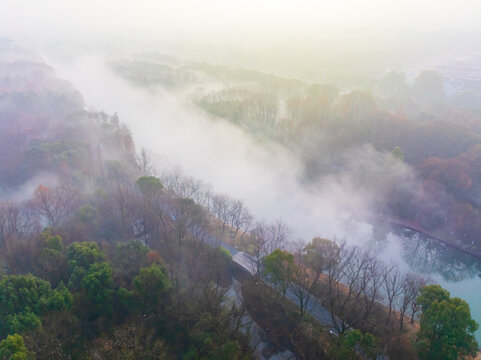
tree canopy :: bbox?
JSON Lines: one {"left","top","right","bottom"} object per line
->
{"left": 417, "top": 285, "right": 479, "bottom": 360}
{"left": 0, "top": 334, "right": 34, "bottom": 360}
{"left": 0, "top": 274, "right": 72, "bottom": 338}
{"left": 136, "top": 176, "right": 163, "bottom": 197}
{"left": 263, "top": 249, "right": 295, "bottom": 296}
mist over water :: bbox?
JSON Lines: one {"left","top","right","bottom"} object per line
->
{"left": 47, "top": 53, "right": 375, "bottom": 243}
{"left": 45, "top": 53, "right": 481, "bottom": 344}
{"left": 2, "top": 1, "right": 481, "bottom": 356}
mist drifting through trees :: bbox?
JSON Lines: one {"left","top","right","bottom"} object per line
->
{"left": 2, "top": 1, "right": 481, "bottom": 359}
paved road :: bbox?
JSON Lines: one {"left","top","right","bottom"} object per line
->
{"left": 194, "top": 227, "right": 240, "bottom": 255}
{"left": 195, "top": 227, "right": 336, "bottom": 329}
{"left": 283, "top": 284, "right": 334, "bottom": 327}
{"left": 233, "top": 252, "right": 257, "bottom": 276}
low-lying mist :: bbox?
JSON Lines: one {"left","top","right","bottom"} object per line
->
{"left": 44, "top": 53, "right": 419, "bottom": 257}
{"left": 0, "top": 172, "right": 58, "bottom": 202}
{"left": 31, "top": 52, "right": 481, "bottom": 340}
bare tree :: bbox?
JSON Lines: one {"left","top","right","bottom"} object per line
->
{"left": 0, "top": 202, "right": 30, "bottom": 254}
{"left": 249, "top": 221, "right": 270, "bottom": 276}
{"left": 267, "top": 219, "right": 291, "bottom": 250}
{"left": 167, "top": 197, "right": 205, "bottom": 247}
{"left": 162, "top": 168, "right": 202, "bottom": 200}
{"left": 32, "top": 184, "right": 80, "bottom": 229}
{"left": 228, "top": 200, "right": 243, "bottom": 235}
{"left": 325, "top": 245, "right": 369, "bottom": 335}
{"left": 238, "top": 209, "right": 253, "bottom": 241}
{"left": 408, "top": 274, "right": 427, "bottom": 324}
{"left": 289, "top": 248, "right": 320, "bottom": 316}
{"left": 398, "top": 273, "right": 426, "bottom": 330}
{"left": 191, "top": 183, "right": 214, "bottom": 212}
{"left": 0, "top": 202, "right": 41, "bottom": 273}
{"left": 136, "top": 147, "right": 156, "bottom": 176}
{"left": 134, "top": 184, "right": 170, "bottom": 246}
{"left": 229, "top": 201, "right": 253, "bottom": 240}
{"left": 286, "top": 96, "right": 304, "bottom": 124}
{"left": 103, "top": 161, "right": 139, "bottom": 232}
{"left": 249, "top": 220, "right": 290, "bottom": 276}
{"left": 113, "top": 181, "right": 139, "bottom": 234}
{"left": 180, "top": 176, "right": 202, "bottom": 200}
{"left": 361, "top": 257, "right": 387, "bottom": 330}
{"left": 211, "top": 194, "right": 233, "bottom": 233}
{"left": 383, "top": 266, "right": 406, "bottom": 325}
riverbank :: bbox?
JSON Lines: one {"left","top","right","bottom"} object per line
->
{"left": 367, "top": 214, "right": 481, "bottom": 261}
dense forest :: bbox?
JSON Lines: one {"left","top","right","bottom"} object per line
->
{"left": 114, "top": 59, "right": 481, "bottom": 256}
{"left": 0, "top": 45, "right": 479, "bottom": 360}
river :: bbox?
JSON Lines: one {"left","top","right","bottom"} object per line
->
{"left": 372, "top": 221, "right": 481, "bottom": 343}
{"left": 47, "top": 53, "right": 481, "bottom": 344}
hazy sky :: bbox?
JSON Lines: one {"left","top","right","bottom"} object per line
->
{"left": 2, "top": 1, "right": 481, "bottom": 80}
{"left": 2, "top": 0, "right": 481, "bottom": 44}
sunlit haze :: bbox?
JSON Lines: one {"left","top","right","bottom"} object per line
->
{"left": 2, "top": 1, "right": 481, "bottom": 358}
{"left": 2, "top": 1, "right": 481, "bottom": 79}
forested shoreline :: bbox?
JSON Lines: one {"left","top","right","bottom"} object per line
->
{"left": 114, "top": 59, "right": 481, "bottom": 256}
{"left": 0, "top": 46, "right": 479, "bottom": 360}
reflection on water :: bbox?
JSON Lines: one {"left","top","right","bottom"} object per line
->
{"left": 371, "top": 221, "right": 481, "bottom": 282}
{"left": 399, "top": 228, "right": 481, "bottom": 282}
{"left": 52, "top": 54, "right": 481, "bottom": 348}
{"left": 370, "top": 220, "right": 481, "bottom": 345}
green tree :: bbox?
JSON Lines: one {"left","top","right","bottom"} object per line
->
{"left": 66, "top": 241, "right": 104, "bottom": 289}
{"left": 334, "top": 329, "right": 379, "bottom": 360}
{"left": 262, "top": 249, "right": 295, "bottom": 296}
{"left": 417, "top": 285, "right": 449, "bottom": 311}
{"left": 5, "top": 312, "right": 42, "bottom": 336}
{"left": 391, "top": 146, "right": 404, "bottom": 162}
{"left": 41, "top": 230, "right": 63, "bottom": 253}
{"left": 0, "top": 274, "right": 53, "bottom": 337}
{"left": 66, "top": 242, "right": 103, "bottom": 270}
{"left": 0, "top": 334, "right": 34, "bottom": 360}
{"left": 303, "top": 237, "right": 339, "bottom": 274}
{"left": 36, "top": 230, "right": 67, "bottom": 286}
{"left": 72, "top": 205, "right": 101, "bottom": 241}
{"left": 0, "top": 273, "right": 73, "bottom": 338}
{"left": 113, "top": 240, "right": 149, "bottom": 286}
{"left": 48, "top": 282, "right": 73, "bottom": 312}
{"left": 75, "top": 205, "right": 99, "bottom": 228}
{"left": 417, "top": 285, "right": 478, "bottom": 360}
{"left": 218, "top": 247, "right": 233, "bottom": 264}
{"left": 136, "top": 176, "right": 163, "bottom": 197}
{"left": 170, "top": 197, "right": 207, "bottom": 246}
{"left": 132, "top": 264, "right": 170, "bottom": 311}
{"left": 80, "top": 262, "right": 114, "bottom": 318}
